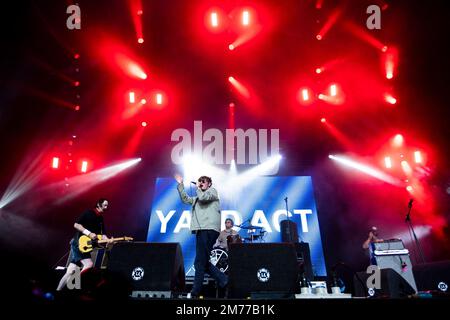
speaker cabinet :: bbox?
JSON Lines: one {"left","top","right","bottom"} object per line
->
{"left": 107, "top": 242, "right": 185, "bottom": 295}
{"left": 353, "top": 268, "right": 416, "bottom": 298}
{"left": 280, "top": 220, "right": 299, "bottom": 243}
{"left": 228, "top": 243, "right": 298, "bottom": 298}
{"left": 413, "top": 260, "right": 450, "bottom": 293}
{"left": 294, "top": 242, "right": 314, "bottom": 281}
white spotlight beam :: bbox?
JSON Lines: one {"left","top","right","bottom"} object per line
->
{"left": 329, "top": 154, "right": 403, "bottom": 186}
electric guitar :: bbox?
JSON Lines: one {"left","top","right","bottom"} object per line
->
{"left": 78, "top": 235, "right": 133, "bottom": 253}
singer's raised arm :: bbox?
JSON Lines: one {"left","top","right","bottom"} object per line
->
{"left": 177, "top": 183, "right": 194, "bottom": 205}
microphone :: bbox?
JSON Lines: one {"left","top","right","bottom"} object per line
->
{"left": 284, "top": 197, "right": 288, "bottom": 201}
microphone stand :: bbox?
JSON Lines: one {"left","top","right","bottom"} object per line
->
{"left": 284, "top": 197, "right": 292, "bottom": 243}
{"left": 405, "top": 200, "right": 426, "bottom": 264}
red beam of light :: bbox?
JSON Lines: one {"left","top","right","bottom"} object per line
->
{"left": 228, "top": 24, "right": 262, "bottom": 50}
{"left": 114, "top": 53, "right": 147, "bottom": 79}
{"left": 322, "top": 121, "right": 357, "bottom": 151}
{"left": 129, "top": 0, "right": 144, "bottom": 44}
{"left": 344, "top": 21, "right": 386, "bottom": 51}
{"left": 384, "top": 47, "right": 398, "bottom": 79}
{"left": 317, "top": 9, "right": 342, "bottom": 41}
{"left": 329, "top": 154, "right": 404, "bottom": 186}
{"left": 51, "top": 158, "right": 142, "bottom": 205}
{"left": 52, "top": 157, "right": 60, "bottom": 169}
{"left": 123, "top": 126, "right": 146, "bottom": 157}
{"left": 384, "top": 93, "right": 397, "bottom": 105}
{"left": 228, "top": 102, "right": 235, "bottom": 129}
{"left": 228, "top": 76, "right": 251, "bottom": 99}
{"left": 25, "top": 87, "right": 78, "bottom": 111}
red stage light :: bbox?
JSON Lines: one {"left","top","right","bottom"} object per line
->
{"left": 315, "top": 67, "right": 322, "bottom": 74}
{"left": 140, "top": 98, "right": 147, "bottom": 105}
{"left": 74, "top": 81, "right": 80, "bottom": 87}
{"left": 229, "top": 44, "right": 235, "bottom": 51}
{"left": 316, "top": 34, "right": 322, "bottom": 40}
{"left": 242, "top": 10, "right": 250, "bottom": 26}
{"left": 52, "top": 157, "right": 60, "bottom": 169}
{"left": 211, "top": 12, "right": 219, "bottom": 27}
{"left": 320, "top": 118, "right": 326, "bottom": 123}
{"left": 384, "top": 156, "right": 392, "bottom": 169}
{"left": 137, "top": 10, "right": 143, "bottom": 16}
{"left": 414, "top": 151, "right": 422, "bottom": 164}
{"left": 382, "top": 46, "right": 388, "bottom": 53}
{"left": 129, "top": 91, "right": 136, "bottom": 103}
{"left": 74, "top": 105, "right": 80, "bottom": 111}
{"left": 329, "top": 84, "right": 337, "bottom": 97}
{"left": 384, "top": 93, "right": 397, "bottom": 105}
{"left": 301, "top": 88, "right": 309, "bottom": 101}
{"left": 74, "top": 53, "right": 80, "bottom": 59}
{"left": 393, "top": 134, "right": 404, "bottom": 147}
{"left": 156, "top": 93, "right": 163, "bottom": 105}
{"left": 229, "top": 102, "right": 235, "bottom": 108}
{"left": 228, "top": 76, "right": 234, "bottom": 82}
{"left": 141, "top": 121, "right": 147, "bottom": 127}
{"left": 137, "top": 38, "right": 144, "bottom": 44}
{"left": 81, "top": 161, "right": 88, "bottom": 173}
{"left": 406, "top": 185, "right": 413, "bottom": 192}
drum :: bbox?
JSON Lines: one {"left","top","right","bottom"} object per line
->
{"left": 210, "top": 248, "right": 229, "bottom": 273}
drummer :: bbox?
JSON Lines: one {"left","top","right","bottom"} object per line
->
{"left": 214, "top": 218, "right": 239, "bottom": 250}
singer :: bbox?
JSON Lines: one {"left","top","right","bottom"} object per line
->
{"left": 174, "top": 174, "right": 228, "bottom": 298}
{"left": 362, "top": 226, "right": 384, "bottom": 265}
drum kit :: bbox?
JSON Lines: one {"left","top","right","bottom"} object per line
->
{"left": 210, "top": 224, "right": 266, "bottom": 273}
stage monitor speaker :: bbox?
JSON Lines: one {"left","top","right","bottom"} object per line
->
{"left": 353, "top": 268, "right": 416, "bottom": 298}
{"left": 107, "top": 242, "right": 185, "bottom": 295}
{"left": 228, "top": 243, "right": 298, "bottom": 298}
{"left": 280, "top": 220, "right": 299, "bottom": 243}
{"left": 413, "top": 260, "right": 450, "bottom": 293}
{"left": 294, "top": 242, "right": 314, "bottom": 281}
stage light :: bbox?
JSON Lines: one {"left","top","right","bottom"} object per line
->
{"left": 74, "top": 53, "right": 80, "bottom": 59}
{"left": 137, "top": 10, "right": 143, "bottom": 16}
{"left": 406, "top": 185, "right": 413, "bottom": 192}
{"left": 137, "top": 37, "right": 144, "bottom": 44}
{"left": 242, "top": 10, "right": 250, "bottom": 26}
{"left": 321, "top": 118, "right": 326, "bottom": 123}
{"left": 316, "top": 34, "right": 322, "bottom": 40}
{"left": 211, "top": 12, "right": 219, "bottom": 27}
{"left": 129, "top": 91, "right": 136, "bottom": 103}
{"left": 315, "top": 67, "right": 323, "bottom": 74}
{"left": 52, "top": 157, "right": 60, "bottom": 169}
{"left": 301, "top": 88, "right": 309, "bottom": 101}
{"left": 229, "top": 44, "right": 235, "bottom": 51}
{"left": 140, "top": 98, "right": 147, "bottom": 105}
{"left": 382, "top": 46, "right": 388, "bottom": 53}
{"left": 384, "top": 93, "right": 397, "bottom": 105}
{"left": 81, "top": 161, "right": 88, "bottom": 173}
{"left": 228, "top": 76, "right": 234, "bottom": 82}
{"left": 141, "top": 121, "right": 147, "bottom": 127}
{"left": 156, "top": 93, "right": 163, "bottom": 105}
{"left": 74, "top": 81, "right": 80, "bottom": 87}
{"left": 228, "top": 76, "right": 251, "bottom": 99}
{"left": 330, "top": 84, "right": 337, "bottom": 97}
{"left": 393, "top": 134, "right": 404, "bottom": 147}
{"left": 414, "top": 151, "right": 422, "bottom": 164}
{"left": 229, "top": 102, "right": 235, "bottom": 108}
{"left": 384, "top": 156, "right": 392, "bottom": 169}
{"left": 74, "top": 105, "right": 80, "bottom": 111}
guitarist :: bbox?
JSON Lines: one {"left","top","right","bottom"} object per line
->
{"left": 56, "top": 198, "right": 111, "bottom": 291}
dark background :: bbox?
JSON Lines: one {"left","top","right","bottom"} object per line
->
{"left": 0, "top": 0, "right": 449, "bottom": 296}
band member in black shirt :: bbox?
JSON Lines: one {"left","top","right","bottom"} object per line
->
{"left": 56, "top": 199, "right": 111, "bottom": 291}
